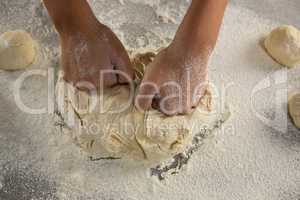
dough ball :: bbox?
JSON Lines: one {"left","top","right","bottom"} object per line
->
{"left": 0, "top": 30, "right": 36, "bottom": 70}
{"left": 288, "top": 92, "right": 300, "bottom": 129}
{"left": 264, "top": 25, "right": 300, "bottom": 68}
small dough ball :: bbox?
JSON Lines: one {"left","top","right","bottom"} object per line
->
{"left": 264, "top": 25, "right": 300, "bottom": 68}
{"left": 0, "top": 30, "right": 36, "bottom": 70}
{"left": 288, "top": 92, "right": 300, "bottom": 129}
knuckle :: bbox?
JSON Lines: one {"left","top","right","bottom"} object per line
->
{"left": 181, "top": 107, "right": 192, "bottom": 114}
{"left": 135, "top": 98, "right": 151, "bottom": 111}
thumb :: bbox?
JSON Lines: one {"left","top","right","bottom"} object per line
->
{"left": 135, "top": 81, "right": 159, "bottom": 111}
{"left": 111, "top": 51, "right": 135, "bottom": 84}
{"left": 109, "top": 33, "right": 135, "bottom": 84}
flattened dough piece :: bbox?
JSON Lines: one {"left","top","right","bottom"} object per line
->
{"left": 0, "top": 30, "right": 36, "bottom": 70}
{"left": 264, "top": 25, "right": 300, "bottom": 68}
{"left": 288, "top": 92, "right": 300, "bottom": 129}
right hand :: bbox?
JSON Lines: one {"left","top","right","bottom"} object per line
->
{"left": 135, "top": 44, "right": 209, "bottom": 116}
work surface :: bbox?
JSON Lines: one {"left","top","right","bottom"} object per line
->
{"left": 0, "top": 0, "right": 299, "bottom": 199}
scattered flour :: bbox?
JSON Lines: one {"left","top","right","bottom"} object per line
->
{"left": 0, "top": 0, "right": 299, "bottom": 200}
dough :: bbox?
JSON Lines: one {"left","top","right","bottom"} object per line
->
{"left": 264, "top": 25, "right": 300, "bottom": 68}
{"left": 288, "top": 92, "right": 300, "bottom": 129}
{"left": 55, "top": 51, "right": 230, "bottom": 162}
{"left": 0, "top": 30, "right": 36, "bottom": 70}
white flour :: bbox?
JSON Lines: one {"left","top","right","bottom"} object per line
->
{"left": 0, "top": 0, "right": 299, "bottom": 199}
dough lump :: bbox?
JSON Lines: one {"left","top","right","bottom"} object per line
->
{"left": 56, "top": 51, "right": 230, "bottom": 162}
{"left": 0, "top": 30, "right": 36, "bottom": 70}
{"left": 288, "top": 92, "right": 300, "bottom": 129}
{"left": 264, "top": 25, "right": 300, "bottom": 68}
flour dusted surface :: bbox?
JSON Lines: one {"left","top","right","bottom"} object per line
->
{"left": 0, "top": 0, "right": 299, "bottom": 200}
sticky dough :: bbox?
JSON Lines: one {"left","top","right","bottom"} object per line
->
{"left": 55, "top": 51, "right": 230, "bottom": 162}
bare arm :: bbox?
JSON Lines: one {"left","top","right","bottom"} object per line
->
{"left": 136, "top": 0, "right": 228, "bottom": 115}
{"left": 43, "top": 0, "right": 100, "bottom": 34}
{"left": 174, "top": 0, "right": 228, "bottom": 52}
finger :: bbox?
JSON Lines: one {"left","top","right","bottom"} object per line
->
{"left": 99, "top": 69, "right": 118, "bottom": 88}
{"left": 135, "top": 81, "right": 159, "bottom": 111}
{"left": 179, "top": 106, "right": 193, "bottom": 115}
{"left": 109, "top": 35, "right": 135, "bottom": 84}
{"left": 74, "top": 78, "right": 97, "bottom": 92}
{"left": 191, "top": 80, "right": 208, "bottom": 105}
{"left": 112, "top": 52, "right": 134, "bottom": 83}
{"left": 62, "top": 54, "right": 79, "bottom": 86}
{"left": 159, "top": 100, "right": 179, "bottom": 116}
{"left": 192, "top": 94, "right": 203, "bottom": 108}
{"left": 112, "top": 59, "right": 134, "bottom": 84}
{"left": 158, "top": 88, "right": 180, "bottom": 116}
{"left": 75, "top": 66, "right": 118, "bottom": 89}
{"left": 151, "top": 94, "right": 161, "bottom": 110}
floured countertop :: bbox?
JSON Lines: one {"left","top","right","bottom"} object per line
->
{"left": 0, "top": 0, "right": 299, "bottom": 199}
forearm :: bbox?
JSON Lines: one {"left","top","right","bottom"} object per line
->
{"left": 174, "top": 0, "right": 228, "bottom": 50}
{"left": 43, "top": 0, "right": 98, "bottom": 34}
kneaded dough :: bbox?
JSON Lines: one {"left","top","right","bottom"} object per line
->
{"left": 56, "top": 51, "right": 230, "bottom": 162}
{"left": 0, "top": 30, "right": 36, "bottom": 70}
{"left": 264, "top": 25, "right": 300, "bottom": 68}
{"left": 288, "top": 92, "right": 300, "bottom": 129}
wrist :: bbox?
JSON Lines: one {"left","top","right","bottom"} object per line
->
{"left": 59, "top": 17, "right": 104, "bottom": 39}
{"left": 167, "top": 40, "right": 210, "bottom": 71}
{"left": 44, "top": 0, "right": 100, "bottom": 36}
{"left": 173, "top": 0, "right": 228, "bottom": 54}
{"left": 171, "top": 33, "right": 213, "bottom": 59}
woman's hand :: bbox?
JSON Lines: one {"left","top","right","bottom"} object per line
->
{"left": 135, "top": 0, "right": 228, "bottom": 116}
{"left": 61, "top": 23, "right": 134, "bottom": 89}
{"left": 135, "top": 43, "right": 210, "bottom": 116}
{"left": 43, "top": 0, "right": 134, "bottom": 90}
